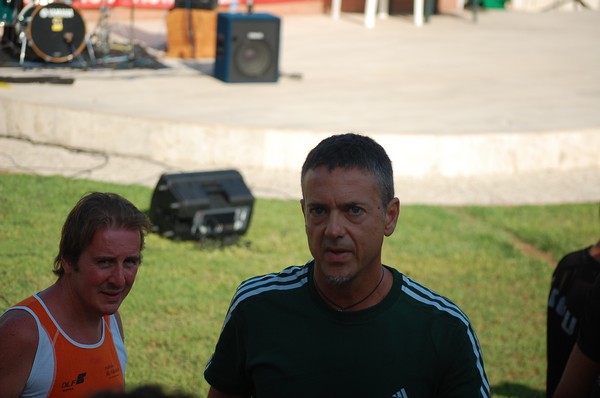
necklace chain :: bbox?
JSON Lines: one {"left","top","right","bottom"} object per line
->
{"left": 314, "top": 267, "right": 385, "bottom": 312}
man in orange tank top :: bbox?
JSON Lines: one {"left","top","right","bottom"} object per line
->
{"left": 0, "top": 192, "right": 151, "bottom": 398}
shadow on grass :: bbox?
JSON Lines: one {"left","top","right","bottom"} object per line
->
{"left": 492, "top": 382, "right": 544, "bottom": 398}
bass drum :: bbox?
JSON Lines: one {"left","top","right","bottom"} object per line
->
{"left": 17, "top": 2, "right": 85, "bottom": 63}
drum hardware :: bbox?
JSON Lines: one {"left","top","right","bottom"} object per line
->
{"left": 88, "top": 0, "right": 136, "bottom": 65}
{"left": 17, "top": 29, "right": 24, "bottom": 63}
{"left": 89, "top": 0, "right": 111, "bottom": 57}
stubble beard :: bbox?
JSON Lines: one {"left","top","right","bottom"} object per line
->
{"left": 325, "top": 273, "right": 352, "bottom": 286}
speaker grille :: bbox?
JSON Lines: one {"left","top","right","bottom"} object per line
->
{"left": 235, "top": 38, "right": 271, "bottom": 77}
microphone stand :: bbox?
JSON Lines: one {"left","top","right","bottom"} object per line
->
{"left": 128, "top": 0, "right": 135, "bottom": 61}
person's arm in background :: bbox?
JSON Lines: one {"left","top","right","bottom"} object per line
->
{"left": 555, "top": 262, "right": 600, "bottom": 398}
{"left": 553, "top": 343, "right": 600, "bottom": 398}
{"left": 207, "top": 387, "right": 246, "bottom": 398}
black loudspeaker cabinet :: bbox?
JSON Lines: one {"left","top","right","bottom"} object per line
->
{"left": 150, "top": 170, "right": 254, "bottom": 241}
{"left": 173, "top": 0, "right": 217, "bottom": 9}
{"left": 213, "top": 12, "right": 281, "bottom": 83}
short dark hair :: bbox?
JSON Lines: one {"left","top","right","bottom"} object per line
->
{"left": 53, "top": 192, "right": 151, "bottom": 278}
{"left": 301, "top": 133, "right": 395, "bottom": 205}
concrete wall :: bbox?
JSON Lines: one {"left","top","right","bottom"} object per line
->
{"left": 3, "top": 98, "right": 600, "bottom": 181}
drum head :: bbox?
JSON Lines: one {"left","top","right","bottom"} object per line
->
{"left": 27, "top": 3, "right": 85, "bottom": 63}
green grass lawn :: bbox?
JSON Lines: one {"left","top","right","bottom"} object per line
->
{"left": 1, "top": 173, "right": 598, "bottom": 397}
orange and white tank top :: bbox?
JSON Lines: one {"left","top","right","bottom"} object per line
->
{"left": 8, "top": 293, "right": 127, "bottom": 398}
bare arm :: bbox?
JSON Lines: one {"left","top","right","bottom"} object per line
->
{"left": 206, "top": 386, "right": 247, "bottom": 398}
{"left": 0, "top": 310, "right": 38, "bottom": 398}
{"left": 553, "top": 343, "right": 600, "bottom": 398}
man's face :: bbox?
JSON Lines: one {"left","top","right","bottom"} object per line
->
{"left": 64, "top": 227, "right": 141, "bottom": 317}
{"left": 301, "top": 166, "right": 399, "bottom": 286}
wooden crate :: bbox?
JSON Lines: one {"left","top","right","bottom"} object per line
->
{"left": 166, "top": 8, "right": 217, "bottom": 59}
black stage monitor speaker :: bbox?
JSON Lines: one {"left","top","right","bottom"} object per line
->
{"left": 150, "top": 170, "right": 255, "bottom": 242}
{"left": 213, "top": 12, "right": 281, "bottom": 83}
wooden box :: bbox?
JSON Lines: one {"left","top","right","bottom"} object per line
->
{"left": 166, "top": 8, "right": 217, "bottom": 59}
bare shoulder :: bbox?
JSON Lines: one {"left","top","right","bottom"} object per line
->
{"left": 0, "top": 308, "right": 38, "bottom": 343}
{"left": 0, "top": 309, "right": 39, "bottom": 396}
